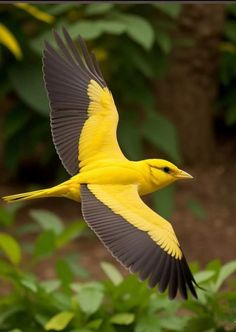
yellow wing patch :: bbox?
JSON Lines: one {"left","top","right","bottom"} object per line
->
{"left": 88, "top": 184, "right": 182, "bottom": 259}
{"left": 79, "top": 80, "right": 126, "bottom": 169}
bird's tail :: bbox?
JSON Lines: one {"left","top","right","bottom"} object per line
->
{"left": 2, "top": 181, "right": 81, "bottom": 203}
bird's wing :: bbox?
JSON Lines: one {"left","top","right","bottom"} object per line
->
{"left": 80, "top": 184, "right": 198, "bottom": 300}
{"left": 43, "top": 28, "right": 126, "bottom": 176}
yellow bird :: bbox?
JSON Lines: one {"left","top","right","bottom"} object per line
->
{"left": 3, "top": 28, "right": 198, "bottom": 299}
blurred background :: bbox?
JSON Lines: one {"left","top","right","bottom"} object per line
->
{"left": 0, "top": 3, "right": 236, "bottom": 332}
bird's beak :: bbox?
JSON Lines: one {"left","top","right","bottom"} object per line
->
{"left": 175, "top": 169, "right": 193, "bottom": 179}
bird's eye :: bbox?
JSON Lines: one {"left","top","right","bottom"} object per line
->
{"left": 163, "top": 166, "right": 170, "bottom": 173}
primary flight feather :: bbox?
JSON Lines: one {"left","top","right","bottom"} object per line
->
{"left": 3, "top": 28, "right": 198, "bottom": 300}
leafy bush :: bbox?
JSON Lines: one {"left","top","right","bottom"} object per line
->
{"left": 218, "top": 4, "right": 236, "bottom": 126}
{"left": 0, "top": 3, "right": 182, "bottom": 180}
{"left": 0, "top": 207, "right": 235, "bottom": 332}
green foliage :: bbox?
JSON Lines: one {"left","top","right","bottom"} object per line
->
{"left": 0, "top": 205, "right": 235, "bottom": 331}
{"left": 0, "top": 3, "right": 182, "bottom": 181}
{"left": 218, "top": 4, "right": 236, "bottom": 126}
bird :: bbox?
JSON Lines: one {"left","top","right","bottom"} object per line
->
{"left": 3, "top": 28, "right": 198, "bottom": 300}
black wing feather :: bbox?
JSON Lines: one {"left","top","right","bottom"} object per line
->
{"left": 43, "top": 28, "right": 106, "bottom": 176}
{"left": 81, "top": 184, "right": 198, "bottom": 300}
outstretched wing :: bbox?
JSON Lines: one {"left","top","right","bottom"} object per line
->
{"left": 43, "top": 28, "right": 126, "bottom": 176}
{"left": 81, "top": 184, "right": 198, "bottom": 300}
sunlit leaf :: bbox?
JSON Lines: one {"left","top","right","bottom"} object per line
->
{"left": 15, "top": 3, "right": 54, "bottom": 24}
{"left": 0, "top": 23, "right": 22, "bottom": 59}
{"left": 0, "top": 232, "right": 21, "bottom": 265}
{"left": 101, "top": 262, "right": 123, "bottom": 285}
{"left": 45, "top": 311, "right": 74, "bottom": 331}
{"left": 110, "top": 313, "right": 135, "bottom": 325}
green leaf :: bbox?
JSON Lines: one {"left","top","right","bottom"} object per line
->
{"left": 0, "top": 232, "right": 21, "bottom": 265}
{"left": 30, "top": 209, "right": 64, "bottom": 235}
{"left": 114, "top": 275, "right": 150, "bottom": 312}
{"left": 85, "top": 4, "right": 114, "bottom": 15}
{"left": 0, "top": 305, "right": 24, "bottom": 325}
{"left": 40, "top": 279, "right": 61, "bottom": 293}
{"left": 156, "top": 29, "right": 172, "bottom": 53}
{"left": 70, "top": 330, "right": 92, "bottom": 332}
{"left": 135, "top": 315, "right": 161, "bottom": 332}
{"left": 101, "top": 262, "right": 123, "bottom": 285}
{"left": 142, "top": 111, "right": 182, "bottom": 163}
{"left": 34, "top": 231, "right": 55, "bottom": 258}
{"left": 194, "top": 270, "right": 216, "bottom": 284}
{"left": 56, "top": 221, "right": 86, "bottom": 248}
{"left": 110, "top": 313, "right": 135, "bottom": 325}
{"left": 86, "top": 318, "right": 103, "bottom": 329}
{"left": 20, "top": 274, "right": 38, "bottom": 292}
{"left": 183, "top": 316, "right": 215, "bottom": 332}
{"left": 69, "top": 20, "right": 126, "bottom": 38}
{"left": 63, "top": 254, "right": 89, "bottom": 278}
{"left": 206, "top": 259, "right": 221, "bottom": 273}
{"left": 214, "top": 260, "right": 236, "bottom": 291}
{"left": 226, "top": 103, "right": 236, "bottom": 125}
{"left": 152, "top": 184, "right": 175, "bottom": 219}
{"left": 115, "top": 13, "right": 155, "bottom": 50}
{"left": 56, "top": 258, "right": 74, "bottom": 287}
{"left": 45, "top": 4, "right": 78, "bottom": 15}
{"left": 30, "top": 20, "right": 125, "bottom": 54}
{"left": 77, "top": 284, "right": 104, "bottom": 315}
{"left": 8, "top": 61, "right": 49, "bottom": 115}
{"left": 154, "top": 4, "right": 182, "bottom": 18}
{"left": 187, "top": 198, "right": 207, "bottom": 220}
{"left": 159, "top": 316, "right": 187, "bottom": 331}
{"left": 45, "top": 311, "right": 74, "bottom": 331}
{"left": 0, "top": 205, "right": 18, "bottom": 227}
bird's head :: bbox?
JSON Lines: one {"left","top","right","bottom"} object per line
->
{"left": 146, "top": 159, "right": 193, "bottom": 189}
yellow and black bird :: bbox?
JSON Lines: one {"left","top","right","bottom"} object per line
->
{"left": 3, "top": 28, "right": 198, "bottom": 299}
